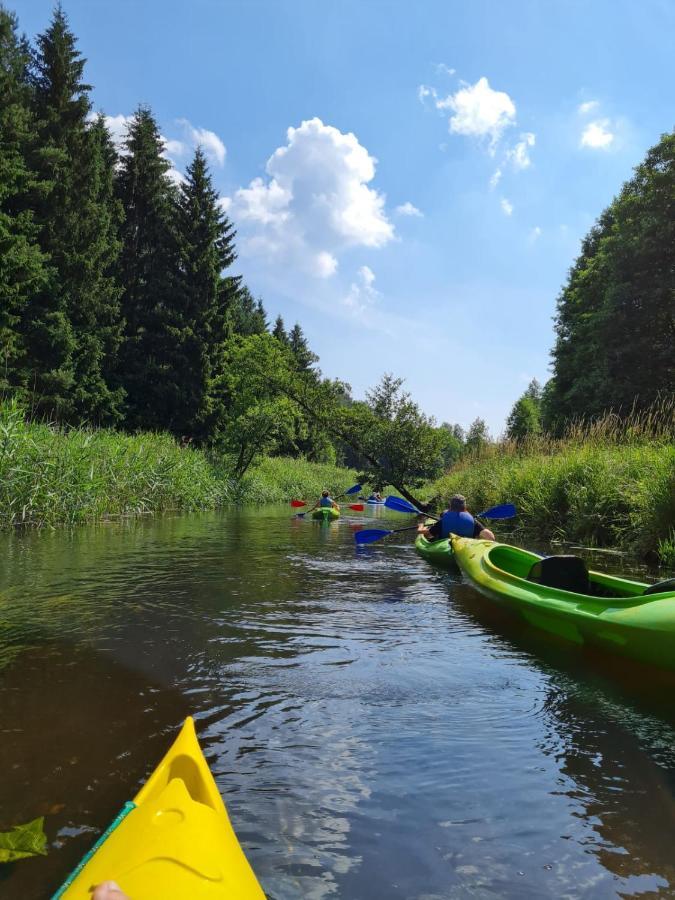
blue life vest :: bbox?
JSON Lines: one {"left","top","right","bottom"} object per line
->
{"left": 319, "top": 496, "right": 333, "bottom": 507}
{"left": 439, "top": 509, "right": 476, "bottom": 538}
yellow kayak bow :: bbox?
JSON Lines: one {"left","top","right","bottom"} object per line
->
{"left": 53, "top": 717, "right": 265, "bottom": 899}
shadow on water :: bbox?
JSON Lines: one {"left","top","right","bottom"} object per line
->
{"left": 0, "top": 644, "right": 190, "bottom": 899}
{"left": 0, "top": 508, "right": 674, "bottom": 899}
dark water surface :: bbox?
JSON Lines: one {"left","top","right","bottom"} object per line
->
{"left": 1, "top": 507, "right": 674, "bottom": 899}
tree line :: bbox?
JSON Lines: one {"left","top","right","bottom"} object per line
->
{"left": 3, "top": 5, "right": 670, "bottom": 494}
{"left": 0, "top": 4, "right": 493, "bottom": 494}
{"left": 506, "top": 131, "right": 674, "bottom": 441}
{"left": 0, "top": 6, "right": 323, "bottom": 449}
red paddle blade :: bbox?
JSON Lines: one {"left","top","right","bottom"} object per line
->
{"left": 290, "top": 500, "right": 307, "bottom": 508}
{"left": 347, "top": 503, "right": 365, "bottom": 511}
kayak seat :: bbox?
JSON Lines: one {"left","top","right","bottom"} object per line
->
{"left": 643, "top": 578, "right": 675, "bottom": 596}
{"left": 527, "top": 555, "right": 589, "bottom": 594}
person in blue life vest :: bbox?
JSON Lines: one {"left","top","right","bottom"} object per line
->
{"left": 418, "top": 494, "right": 495, "bottom": 542}
{"left": 318, "top": 489, "right": 340, "bottom": 509}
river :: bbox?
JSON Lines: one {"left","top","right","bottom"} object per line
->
{"left": 1, "top": 506, "right": 674, "bottom": 899}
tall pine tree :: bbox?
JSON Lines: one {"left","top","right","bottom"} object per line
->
{"left": 272, "top": 314, "right": 288, "bottom": 345}
{"left": 288, "top": 322, "right": 318, "bottom": 373}
{"left": 116, "top": 106, "right": 179, "bottom": 431}
{"left": 25, "top": 5, "right": 123, "bottom": 422}
{"left": 174, "top": 146, "right": 239, "bottom": 439}
{"left": 0, "top": 7, "right": 47, "bottom": 392}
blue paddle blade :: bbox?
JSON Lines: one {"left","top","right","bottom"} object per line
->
{"left": 478, "top": 503, "right": 516, "bottom": 519}
{"left": 384, "top": 496, "right": 419, "bottom": 514}
{"left": 354, "top": 528, "right": 392, "bottom": 545}
{"left": 345, "top": 483, "right": 362, "bottom": 495}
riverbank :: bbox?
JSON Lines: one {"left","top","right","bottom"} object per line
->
{"left": 0, "top": 401, "right": 358, "bottom": 528}
{"left": 427, "top": 440, "right": 675, "bottom": 565}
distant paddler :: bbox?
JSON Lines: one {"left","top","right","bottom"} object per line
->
{"left": 313, "top": 489, "right": 340, "bottom": 513}
{"left": 417, "top": 494, "right": 495, "bottom": 542}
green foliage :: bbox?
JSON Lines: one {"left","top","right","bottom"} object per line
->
{"left": 214, "top": 334, "right": 302, "bottom": 477}
{"left": 22, "top": 6, "right": 124, "bottom": 424}
{"left": 0, "top": 817, "right": 47, "bottom": 863}
{"left": 0, "top": 9, "right": 48, "bottom": 393}
{"left": 465, "top": 417, "right": 490, "bottom": 455}
{"left": 506, "top": 380, "right": 543, "bottom": 442}
{"left": 233, "top": 455, "right": 360, "bottom": 504}
{"left": 428, "top": 438, "right": 675, "bottom": 564}
{"left": 0, "top": 398, "right": 358, "bottom": 526}
{"left": 335, "top": 374, "right": 448, "bottom": 502}
{"left": 173, "top": 147, "right": 240, "bottom": 439}
{"left": 438, "top": 422, "right": 465, "bottom": 466}
{"left": 546, "top": 131, "right": 675, "bottom": 430}
{"left": 115, "top": 106, "right": 179, "bottom": 431}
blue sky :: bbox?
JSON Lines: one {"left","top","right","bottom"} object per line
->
{"left": 15, "top": 0, "right": 675, "bottom": 433}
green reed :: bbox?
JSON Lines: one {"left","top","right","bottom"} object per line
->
{"left": 0, "top": 399, "right": 358, "bottom": 528}
{"left": 428, "top": 404, "right": 675, "bottom": 565}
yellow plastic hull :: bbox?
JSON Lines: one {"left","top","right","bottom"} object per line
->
{"left": 53, "top": 717, "right": 265, "bottom": 899}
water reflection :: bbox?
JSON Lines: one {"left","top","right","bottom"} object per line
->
{"left": 0, "top": 508, "right": 674, "bottom": 899}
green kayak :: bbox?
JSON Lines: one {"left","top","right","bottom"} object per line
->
{"left": 451, "top": 537, "right": 675, "bottom": 670}
{"left": 312, "top": 507, "right": 340, "bottom": 522}
{"left": 414, "top": 535, "right": 456, "bottom": 569}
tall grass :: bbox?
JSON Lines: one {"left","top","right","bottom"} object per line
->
{"left": 427, "top": 402, "right": 675, "bottom": 564}
{"left": 0, "top": 400, "right": 358, "bottom": 528}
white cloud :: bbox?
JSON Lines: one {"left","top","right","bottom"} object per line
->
{"left": 176, "top": 119, "right": 226, "bottom": 166}
{"left": 395, "top": 201, "right": 423, "bottom": 217}
{"left": 217, "top": 196, "right": 232, "bottom": 213}
{"left": 506, "top": 132, "right": 535, "bottom": 170}
{"left": 580, "top": 119, "right": 614, "bottom": 149}
{"left": 313, "top": 251, "right": 338, "bottom": 278}
{"left": 500, "top": 198, "right": 513, "bottom": 216}
{"left": 230, "top": 117, "right": 394, "bottom": 278}
{"left": 490, "top": 167, "right": 502, "bottom": 189}
{"left": 437, "top": 77, "right": 516, "bottom": 151}
{"left": 529, "top": 226, "right": 542, "bottom": 241}
{"left": 435, "top": 63, "right": 456, "bottom": 77}
{"left": 97, "top": 113, "right": 132, "bottom": 150}
{"left": 578, "top": 100, "right": 599, "bottom": 115}
{"left": 343, "top": 265, "right": 380, "bottom": 316}
{"left": 418, "top": 84, "right": 437, "bottom": 105}
{"left": 93, "top": 113, "right": 226, "bottom": 186}
{"left": 163, "top": 138, "right": 187, "bottom": 158}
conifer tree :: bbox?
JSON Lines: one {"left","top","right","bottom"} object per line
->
{"left": 288, "top": 322, "right": 318, "bottom": 373}
{"left": 116, "top": 106, "right": 178, "bottom": 431}
{"left": 27, "top": 5, "right": 123, "bottom": 422}
{"left": 0, "top": 8, "right": 47, "bottom": 392}
{"left": 174, "top": 146, "right": 239, "bottom": 438}
{"left": 228, "top": 285, "right": 267, "bottom": 336}
{"left": 272, "top": 314, "right": 288, "bottom": 344}
{"left": 546, "top": 131, "right": 675, "bottom": 429}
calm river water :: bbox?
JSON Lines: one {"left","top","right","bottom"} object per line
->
{"left": 1, "top": 506, "right": 674, "bottom": 899}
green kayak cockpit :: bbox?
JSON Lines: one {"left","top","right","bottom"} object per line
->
{"left": 485, "top": 544, "right": 653, "bottom": 601}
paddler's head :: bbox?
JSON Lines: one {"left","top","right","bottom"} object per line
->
{"left": 449, "top": 494, "right": 467, "bottom": 511}
{"left": 322, "top": 490, "right": 330, "bottom": 497}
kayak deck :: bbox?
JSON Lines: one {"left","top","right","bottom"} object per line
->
{"left": 452, "top": 537, "right": 675, "bottom": 670}
{"left": 54, "top": 717, "right": 265, "bottom": 899}
{"left": 414, "top": 535, "right": 456, "bottom": 569}
{"left": 312, "top": 507, "right": 340, "bottom": 521}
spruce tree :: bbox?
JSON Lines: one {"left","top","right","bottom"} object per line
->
{"left": 28, "top": 5, "right": 123, "bottom": 422}
{"left": 272, "top": 314, "right": 288, "bottom": 344}
{"left": 228, "top": 285, "right": 267, "bottom": 336}
{"left": 116, "top": 106, "right": 179, "bottom": 431}
{"left": 174, "top": 146, "right": 239, "bottom": 439}
{"left": 0, "top": 8, "right": 47, "bottom": 392}
{"left": 288, "top": 322, "right": 318, "bottom": 372}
